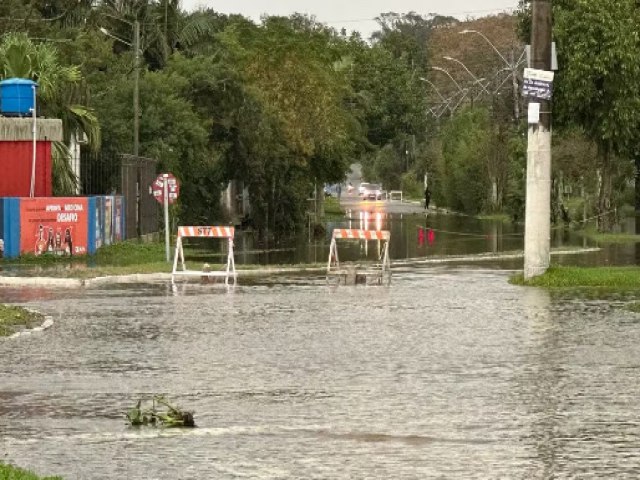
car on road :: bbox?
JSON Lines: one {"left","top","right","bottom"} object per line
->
{"left": 358, "top": 182, "right": 370, "bottom": 196}
{"left": 362, "top": 183, "right": 383, "bottom": 200}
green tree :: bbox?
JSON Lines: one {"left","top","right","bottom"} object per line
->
{"left": 0, "top": 32, "right": 101, "bottom": 194}
{"left": 553, "top": 0, "right": 640, "bottom": 230}
{"left": 439, "top": 107, "right": 491, "bottom": 214}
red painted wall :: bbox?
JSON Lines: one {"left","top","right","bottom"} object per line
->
{"left": 0, "top": 141, "right": 52, "bottom": 197}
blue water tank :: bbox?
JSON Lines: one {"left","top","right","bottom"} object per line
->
{"left": 0, "top": 78, "right": 38, "bottom": 116}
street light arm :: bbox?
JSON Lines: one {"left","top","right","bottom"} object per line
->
{"left": 460, "top": 29, "right": 511, "bottom": 68}
{"left": 443, "top": 56, "right": 490, "bottom": 95}
{"left": 419, "top": 77, "right": 448, "bottom": 103}
{"left": 99, "top": 27, "right": 133, "bottom": 47}
{"left": 443, "top": 56, "right": 479, "bottom": 82}
{"left": 430, "top": 66, "right": 464, "bottom": 94}
{"left": 101, "top": 11, "right": 135, "bottom": 28}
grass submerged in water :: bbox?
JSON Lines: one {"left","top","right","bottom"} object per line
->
{"left": 0, "top": 304, "right": 44, "bottom": 337}
{"left": 0, "top": 463, "right": 62, "bottom": 479}
{"left": 511, "top": 266, "right": 640, "bottom": 289}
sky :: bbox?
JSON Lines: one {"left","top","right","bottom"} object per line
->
{"left": 182, "top": 0, "right": 520, "bottom": 39}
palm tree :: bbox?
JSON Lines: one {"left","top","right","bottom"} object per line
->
{"left": 98, "top": 0, "right": 219, "bottom": 69}
{"left": 0, "top": 32, "right": 101, "bottom": 194}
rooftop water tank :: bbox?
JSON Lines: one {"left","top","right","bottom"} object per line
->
{"left": 0, "top": 78, "right": 38, "bottom": 117}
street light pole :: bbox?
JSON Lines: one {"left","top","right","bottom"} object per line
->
{"left": 100, "top": 20, "right": 142, "bottom": 237}
{"left": 510, "top": 51, "right": 520, "bottom": 122}
{"left": 99, "top": 22, "right": 141, "bottom": 155}
{"left": 133, "top": 19, "right": 140, "bottom": 158}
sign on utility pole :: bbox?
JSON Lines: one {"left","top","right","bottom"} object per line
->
{"left": 151, "top": 173, "right": 180, "bottom": 262}
{"left": 522, "top": 68, "right": 554, "bottom": 101}
{"left": 523, "top": 0, "right": 553, "bottom": 280}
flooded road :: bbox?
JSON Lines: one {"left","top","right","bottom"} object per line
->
{"left": 232, "top": 210, "right": 640, "bottom": 267}
{"left": 2, "top": 267, "right": 640, "bottom": 479}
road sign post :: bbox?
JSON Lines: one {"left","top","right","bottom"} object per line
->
{"left": 163, "top": 174, "right": 170, "bottom": 261}
{"left": 151, "top": 173, "right": 180, "bottom": 262}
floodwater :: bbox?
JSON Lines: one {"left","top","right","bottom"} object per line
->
{"left": 230, "top": 209, "right": 640, "bottom": 267}
{"left": 2, "top": 265, "right": 640, "bottom": 479}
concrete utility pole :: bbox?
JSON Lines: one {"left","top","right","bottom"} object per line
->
{"left": 523, "top": 0, "right": 553, "bottom": 279}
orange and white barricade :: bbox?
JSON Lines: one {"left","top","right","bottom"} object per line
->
{"left": 327, "top": 229, "right": 391, "bottom": 285}
{"left": 172, "top": 226, "right": 237, "bottom": 285}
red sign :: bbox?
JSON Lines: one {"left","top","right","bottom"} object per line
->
{"left": 20, "top": 198, "right": 89, "bottom": 256}
{"left": 151, "top": 173, "right": 180, "bottom": 205}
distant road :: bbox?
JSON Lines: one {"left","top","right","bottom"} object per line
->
{"left": 340, "top": 163, "right": 427, "bottom": 214}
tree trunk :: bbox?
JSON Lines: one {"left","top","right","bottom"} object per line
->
{"left": 597, "top": 148, "right": 614, "bottom": 232}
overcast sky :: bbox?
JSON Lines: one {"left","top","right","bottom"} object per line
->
{"left": 182, "top": 0, "right": 519, "bottom": 39}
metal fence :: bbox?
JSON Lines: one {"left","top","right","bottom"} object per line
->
{"left": 81, "top": 151, "right": 159, "bottom": 239}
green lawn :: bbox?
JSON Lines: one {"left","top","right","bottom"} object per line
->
{"left": 324, "top": 197, "right": 345, "bottom": 216}
{"left": 511, "top": 266, "right": 640, "bottom": 288}
{"left": 0, "top": 305, "right": 44, "bottom": 337}
{"left": 0, "top": 240, "right": 170, "bottom": 278}
{"left": 0, "top": 463, "right": 62, "bottom": 480}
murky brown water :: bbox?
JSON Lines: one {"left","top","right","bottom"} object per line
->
{"left": 2, "top": 266, "right": 640, "bottom": 479}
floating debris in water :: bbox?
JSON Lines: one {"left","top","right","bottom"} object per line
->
{"left": 126, "top": 396, "right": 195, "bottom": 428}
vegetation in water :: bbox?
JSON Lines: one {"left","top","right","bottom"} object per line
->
{"left": 511, "top": 266, "right": 640, "bottom": 289}
{"left": 126, "top": 396, "right": 195, "bottom": 428}
{"left": 627, "top": 302, "right": 640, "bottom": 313}
{"left": 0, "top": 304, "right": 44, "bottom": 337}
{"left": 0, "top": 462, "right": 62, "bottom": 480}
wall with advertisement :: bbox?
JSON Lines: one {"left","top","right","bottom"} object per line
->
{"left": 20, "top": 197, "right": 91, "bottom": 257}
{"left": 0, "top": 196, "right": 125, "bottom": 259}
{"left": 93, "top": 195, "right": 126, "bottom": 250}
{"left": 94, "top": 196, "right": 104, "bottom": 250}
{"left": 114, "top": 196, "right": 124, "bottom": 242}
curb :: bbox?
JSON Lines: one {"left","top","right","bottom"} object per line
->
{"left": 0, "top": 276, "right": 82, "bottom": 288}
{"left": 0, "top": 248, "right": 601, "bottom": 289}
{"left": 7, "top": 310, "right": 54, "bottom": 339}
{"left": 84, "top": 273, "right": 172, "bottom": 287}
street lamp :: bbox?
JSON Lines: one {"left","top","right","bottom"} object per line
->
{"left": 419, "top": 77, "right": 454, "bottom": 117}
{"left": 459, "top": 29, "right": 523, "bottom": 121}
{"left": 430, "top": 66, "right": 464, "bottom": 94}
{"left": 442, "top": 56, "right": 490, "bottom": 95}
{"left": 100, "top": 20, "right": 142, "bottom": 237}
{"left": 99, "top": 21, "right": 140, "bottom": 158}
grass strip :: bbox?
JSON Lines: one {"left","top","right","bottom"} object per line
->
{"left": 0, "top": 305, "right": 44, "bottom": 337}
{"left": 324, "top": 197, "right": 345, "bottom": 216}
{"left": 511, "top": 266, "right": 640, "bottom": 288}
{"left": 0, "top": 462, "right": 62, "bottom": 479}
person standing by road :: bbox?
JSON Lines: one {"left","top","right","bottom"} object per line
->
{"left": 424, "top": 186, "right": 431, "bottom": 210}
